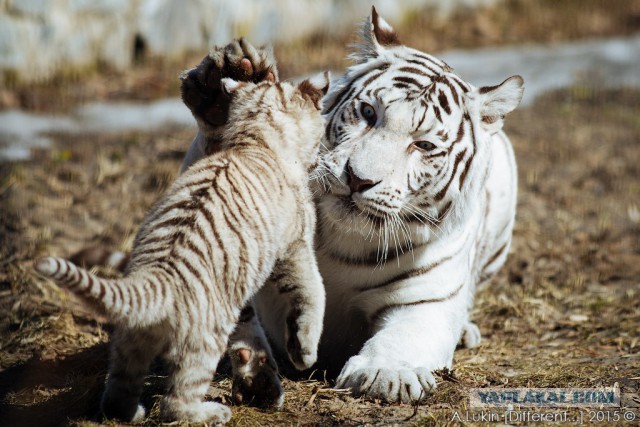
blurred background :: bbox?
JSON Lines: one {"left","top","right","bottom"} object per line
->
{"left": 0, "top": 1, "right": 638, "bottom": 425}
{"left": 1, "top": 0, "right": 639, "bottom": 159}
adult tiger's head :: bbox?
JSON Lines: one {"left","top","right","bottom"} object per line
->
{"left": 314, "top": 7, "right": 524, "bottom": 242}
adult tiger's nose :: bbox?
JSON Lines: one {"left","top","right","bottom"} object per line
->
{"left": 347, "top": 162, "right": 380, "bottom": 194}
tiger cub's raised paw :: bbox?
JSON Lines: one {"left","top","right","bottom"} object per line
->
{"left": 180, "top": 38, "right": 279, "bottom": 129}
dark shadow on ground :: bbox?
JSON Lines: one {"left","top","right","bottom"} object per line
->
{"left": 0, "top": 343, "right": 108, "bottom": 427}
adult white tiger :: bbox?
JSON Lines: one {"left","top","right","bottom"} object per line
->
{"left": 309, "top": 9, "right": 523, "bottom": 402}
{"left": 84, "top": 7, "right": 524, "bottom": 404}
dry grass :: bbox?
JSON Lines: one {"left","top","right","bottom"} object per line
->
{"left": 1, "top": 1, "right": 639, "bottom": 425}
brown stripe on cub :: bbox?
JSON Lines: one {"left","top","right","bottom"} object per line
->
{"left": 452, "top": 118, "right": 465, "bottom": 145}
{"left": 405, "top": 59, "right": 439, "bottom": 76}
{"left": 130, "top": 278, "right": 143, "bottom": 309}
{"left": 393, "top": 76, "right": 422, "bottom": 90}
{"left": 154, "top": 216, "right": 186, "bottom": 230}
{"left": 434, "top": 148, "right": 467, "bottom": 201}
{"left": 433, "top": 106, "right": 442, "bottom": 123}
{"left": 112, "top": 275, "right": 125, "bottom": 306}
{"left": 397, "top": 66, "right": 429, "bottom": 77}
{"left": 458, "top": 151, "right": 475, "bottom": 191}
{"left": 97, "top": 276, "right": 107, "bottom": 301}
{"left": 438, "top": 90, "right": 451, "bottom": 115}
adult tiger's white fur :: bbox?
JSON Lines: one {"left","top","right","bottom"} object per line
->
{"left": 308, "top": 9, "right": 523, "bottom": 401}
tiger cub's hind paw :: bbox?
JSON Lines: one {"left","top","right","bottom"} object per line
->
{"left": 162, "top": 400, "right": 232, "bottom": 424}
{"left": 231, "top": 347, "right": 284, "bottom": 408}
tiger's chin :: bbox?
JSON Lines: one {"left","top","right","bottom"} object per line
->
{"left": 317, "top": 194, "right": 394, "bottom": 237}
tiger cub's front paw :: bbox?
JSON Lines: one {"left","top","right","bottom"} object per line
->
{"left": 285, "top": 312, "right": 321, "bottom": 371}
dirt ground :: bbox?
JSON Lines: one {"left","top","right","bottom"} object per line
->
{"left": 1, "top": 1, "right": 639, "bottom": 426}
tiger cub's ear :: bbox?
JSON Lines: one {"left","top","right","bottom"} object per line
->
{"left": 298, "top": 71, "right": 331, "bottom": 110}
{"left": 473, "top": 75, "right": 524, "bottom": 134}
{"left": 220, "top": 78, "right": 247, "bottom": 97}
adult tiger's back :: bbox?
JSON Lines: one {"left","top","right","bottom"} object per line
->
{"left": 34, "top": 75, "right": 330, "bottom": 423}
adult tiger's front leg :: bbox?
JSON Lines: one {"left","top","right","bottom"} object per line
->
{"left": 335, "top": 296, "right": 467, "bottom": 403}
{"left": 315, "top": 7, "right": 523, "bottom": 404}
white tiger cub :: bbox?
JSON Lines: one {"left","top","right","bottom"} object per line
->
{"left": 33, "top": 74, "right": 329, "bottom": 423}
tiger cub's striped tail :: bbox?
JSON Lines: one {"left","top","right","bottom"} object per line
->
{"left": 34, "top": 256, "right": 168, "bottom": 326}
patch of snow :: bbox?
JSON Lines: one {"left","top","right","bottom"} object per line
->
{"left": 0, "top": 99, "right": 194, "bottom": 161}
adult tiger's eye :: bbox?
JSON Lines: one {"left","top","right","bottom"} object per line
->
{"left": 360, "top": 102, "right": 377, "bottom": 126}
{"left": 414, "top": 140, "right": 437, "bottom": 151}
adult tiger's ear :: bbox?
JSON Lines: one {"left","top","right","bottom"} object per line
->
{"left": 352, "top": 6, "right": 401, "bottom": 62}
{"left": 471, "top": 75, "right": 524, "bottom": 134}
{"left": 220, "top": 78, "right": 246, "bottom": 97}
{"left": 298, "top": 71, "right": 331, "bottom": 110}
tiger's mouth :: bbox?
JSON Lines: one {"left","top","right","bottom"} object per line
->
{"left": 339, "top": 196, "right": 388, "bottom": 225}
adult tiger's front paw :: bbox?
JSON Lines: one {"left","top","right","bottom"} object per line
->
{"left": 180, "top": 38, "right": 278, "bottom": 128}
{"left": 335, "top": 355, "right": 436, "bottom": 403}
